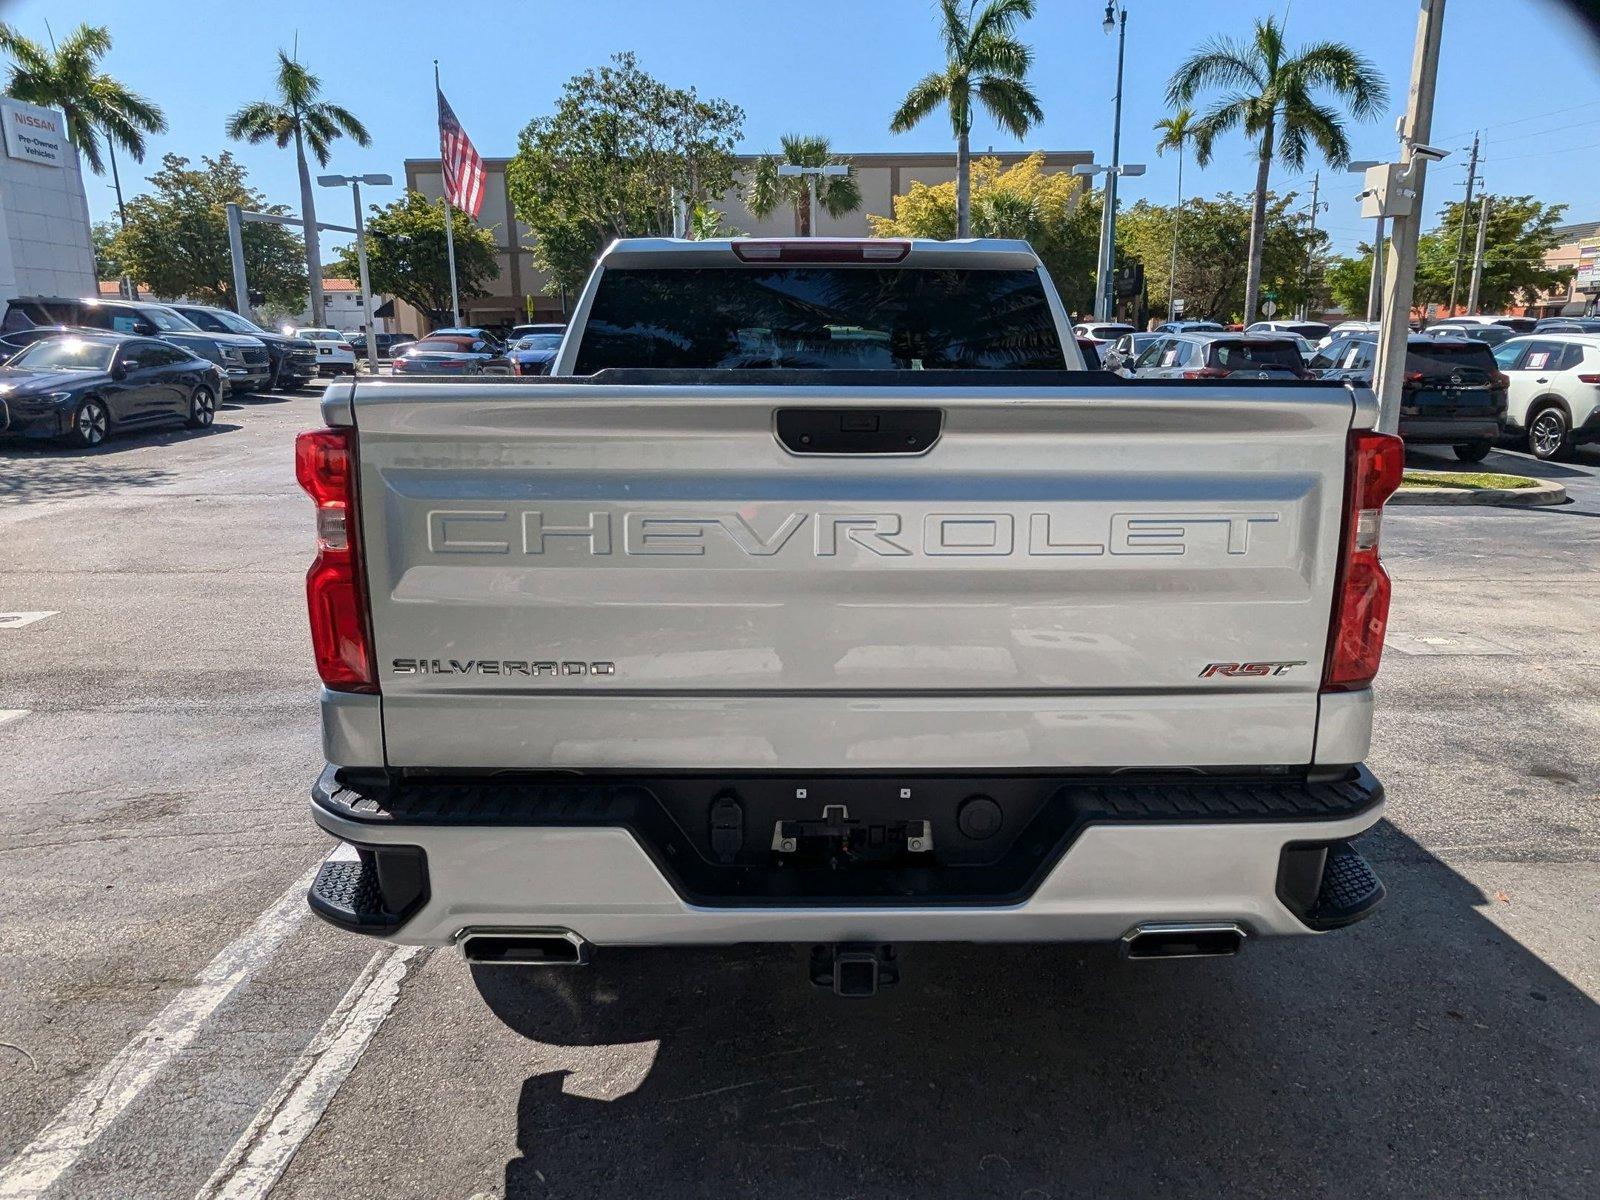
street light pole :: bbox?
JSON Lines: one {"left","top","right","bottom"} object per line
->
{"left": 318, "top": 173, "right": 393, "bottom": 371}
{"left": 777, "top": 163, "right": 850, "bottom": 236}
{"left": 1096, "top": 1, "right": 1128, "bottom": 321}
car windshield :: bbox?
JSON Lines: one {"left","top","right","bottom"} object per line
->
{"left": 140, "top": 307, "right": 197, "bottom": 332}
{"left": 194, "top": 308, "right": 264, "bottom": 335}
{"left": 408, "top": 339, "right": 472, "bottom": 352}
{"left": 515, "top": 334, "right": 562, "bottom": 350}
{"left": 1409, "top": 341, "right": 1497, "bottom": 379}
{"left": 299, "top": 329, "right": 343, "bottom": 340}
{"left": 574, "top": 266, "right": 1067, "bottom": 372}
{"left": 11, "top": 338, "right": 116, "bottom": 371}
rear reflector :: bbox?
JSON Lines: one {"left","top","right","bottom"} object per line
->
{"left": 1183, "top": 367, "right": 1230, "bottom": 379}
{"left": 295, "top": 428, "right": 377, "bottom": 694}
{"left": 732, "top": 239, "right": 911, "bottom": 264}
{"left": 1322, "top": 430, "right": 1405, "bottom": 693}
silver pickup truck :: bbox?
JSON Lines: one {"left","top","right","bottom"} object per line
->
{"left": 297, "top": 237, "right": 1399, "bottom": 996}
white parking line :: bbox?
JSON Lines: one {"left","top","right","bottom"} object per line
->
{"left": 0, "top": 862, "right": 321, "bottom": 1200}
{"left": 0, "top": 612, "right": 56, "bottom": 630}
{"left": 194, "top": 943, "right": 424, "bottom": 1200}
{"left": 0, "top": 711, "right": 27, "bottom": 727}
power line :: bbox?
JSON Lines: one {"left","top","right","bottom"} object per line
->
{"left": 1483, "top": 140, "right": 1600, "bottom": 163}
{"left": 1433, "top": 101, "right": 1598, "bottom": 143}
{"left": 1487, "top": 115, "right": 1600, "bottom": 144}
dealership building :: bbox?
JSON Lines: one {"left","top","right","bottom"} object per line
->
{"left": 0, "top": 97, "right": 97, "bottom": 303}
{"left": 401, "top": 149, "right": 1091, "bottom": 329}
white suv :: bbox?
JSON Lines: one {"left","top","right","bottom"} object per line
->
{"left": 292, "top": 327, "right": 357, "bottom": 376}
{"left": 1492, "top": 334, "right": 1600, "bottom": 459}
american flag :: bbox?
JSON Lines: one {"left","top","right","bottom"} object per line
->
{"left": 437, "top": 88, "right": 486, "bottom": 219}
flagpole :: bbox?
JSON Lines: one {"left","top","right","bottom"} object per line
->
{"left": 435, "top": 60, "right": 461, "bottom": 327}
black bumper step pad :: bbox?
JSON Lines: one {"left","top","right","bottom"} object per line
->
{"left": 308, "top": 846, "right": 429, "bottom": 935}
{"left": 1307, "top": 841, "right": 1386, "bottom": 928}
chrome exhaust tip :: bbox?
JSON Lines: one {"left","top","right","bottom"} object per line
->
{"left": 1120, "top": 922, "right": 1246, "bottom": 960}
{"left": 458, "top": 927, "right": 590, "bottom": 966}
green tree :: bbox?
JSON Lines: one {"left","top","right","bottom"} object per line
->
{"left": 0, "top": 22, "right": 165, "bottom": 176}
{"left": 506, "top": 52, "right": 744, "bottom": 295}
{"left": 1153, "top": 106, "right": 1202, "bottom": 309}
{"left": 746, "top": 134, "right": 861, "bottom": 236}
{"left": 1114, "top": 191, "right": 1328, "bottom": 321}
{"left": 889, "top": 0, "right": 1043, "bottom": 238}
{"left": 92, "top": 219, "right": 124, "bottom": 280}
{"left": 1167, "top": 16, "right": 1386, "bottom": 323}
{"left": 109, "top": 152, "right": 307, "bottom": 311}
{"left": 869, "top": 153, "right": 1100, "bottom": 314}
{"left": 1326, "top": 252, "right": 1375, "bottom": 316}
{"left": 226, "top": 50, "right": 370, "bottom": 325}
{"left": 1413, "top": 194, "right": 1570, "bottom": 313}
{"left": 331, "top": 191, "right": 498, "bottom": 325}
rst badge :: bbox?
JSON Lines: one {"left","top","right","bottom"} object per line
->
{"left": 1198, "top": 660, "right": 1306, "bottom": 678}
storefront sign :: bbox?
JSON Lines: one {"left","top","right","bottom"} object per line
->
{"left": 1, "top": 100, "right": 65, "bottom": 167}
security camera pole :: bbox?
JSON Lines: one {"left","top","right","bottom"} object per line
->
{"left": 318, "top": 174, "right": 394, "bottom": 370}
{"left": 1372, "top": 0, "right": 1448, "bottom": 436}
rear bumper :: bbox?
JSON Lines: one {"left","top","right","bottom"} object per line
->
{"left": 1399, "top": 417, "right": 1503, "bottom": 444}
{"left": 306, "top": 764, "right": 1386, "bottom": 946}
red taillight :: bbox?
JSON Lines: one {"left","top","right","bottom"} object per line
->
{"left": 1492, "top": 371, "right": 1511, "bottom": 388}
{"left": 1323, "top": 430, "right": 1405, "bottom": 693}
{"left": 1578, "top": 374, "right": 1600, "bottom": 384}
{"left": 731, "top": 239, "right": 910, "bottom": 264}
{"left": 295, "top": 427, "right": 377, "bottom": 693}
{"left": 1183, "top": 366, "right": 1230, "bottom": 379}
{"left": 1404, "top": 370, "right": 1423, "bottom": 384}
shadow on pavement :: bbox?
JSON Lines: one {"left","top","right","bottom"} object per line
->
{"left": 1405, "top": 444, "right": 1598, "bottom": 481}
{"left": 0, "top": 424, "right": 241, "bottom": 502}
{"left": 477, "top": 821, "right": 1596, "bottom": 1199}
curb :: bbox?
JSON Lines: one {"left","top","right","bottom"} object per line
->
{"left": 1390, "top": 478, "right": 1567, "bottom": 507}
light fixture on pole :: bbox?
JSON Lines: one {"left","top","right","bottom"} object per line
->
{"left": 317, "top": 173, "right": 393, "bottom": 370}
{"left": 1075, "top": 161, "right": 1145, "bottom": 320}
{"left": 776, "top": 163, "right": 851, "bottom": 237}
{"left": 1092, "top": 0, "right": 1129, "bottom": 321}
{"left": 1345, "top": 160, "right": 1383, "bottom": 322}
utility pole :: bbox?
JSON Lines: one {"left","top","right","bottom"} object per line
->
{"left": 1300, "top": 171, "right": 1322, "bottom": 320}
{"left": 1467, "top": 194, "right": 1490, "bottom": 314}
{"left": 1095, "top": 2, "right": 1129, "bottom": 321}
{"left": 1372, "top": 0, "right": 1447, "bottom": 437}
{"left": 1447, "top": 130, "right": 1480, "bottom": 316}
{"left": 1366, "top": 219, "right": 1385, "bottom": 322}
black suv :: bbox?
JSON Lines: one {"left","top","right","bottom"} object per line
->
{"left": 2, "top": 297, "right": 271, "bottom": 396}
{"left": 1309, "top": 334, "right": 1508, "bottom": 461}
{"left": 167, "top": 303, "right": 319, "bottom": 390}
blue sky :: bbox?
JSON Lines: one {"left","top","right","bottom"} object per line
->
{"left": 10, "top": 0, "right": 1600, "bottom": 260}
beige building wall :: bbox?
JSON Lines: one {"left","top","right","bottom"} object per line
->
{"left": 401, "top": 149, "right": 1091, "bottom": 331}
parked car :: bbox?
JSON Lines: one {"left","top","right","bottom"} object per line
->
{"left": 1309, "top": 333, "right": 1507, "bottom": 461}
{"left": 1072, "top": 321, "right": 1137, "bottom": 342}
{"left": 1430, "top": 314, "right": 1538, "bottom": 335}
{"left": 1101, "top": 331, "right": 1161, "bottom": 375}
{"left": 390, "top": 334, "right": 505, "bottom": 375}
{"left": 1531, "top": 317, "right": 1600, "bottom": 335}
{"left": 0, "top": 332, "right": 223, "bottom": 447}
{"left": 1246, "top": 320, "right": 1331, "bottom": 341}
{"left": 0, "top": 324, "right": 102, "bottom": 365}
{"left": 1151, "top": 319, "right": 1225, "bottom": 334}
{"left": 293, "top": 327, "right": 357, "bottom": 376}
{"left": 428, "top": 326, "right": 505, "bottom": 351}
{"left": 297, "top": 235, "right": 1394, "bottom": 986}
{"left": 501, "top": 332, "right": 564, "bottom": 376}
{"left": 1491, "top": 334, "right": 1600, "bottom": 460}
{"left": 508, "top": 323, "right": 566, "bottom": 341}
{"left": 3, "top": 296, "right": 270, "bottom": 396}
{"left": 1131, "top": 332, "right": 1309, "bottom": 380}
{"left": 167, "top": 303, "right": 318, "bottom": 390}
{"left": 1419, "top": 323, "right": 1515, "bottom": 348}
{"left": 348, "top": 332, "right": 414, "bottom": 360}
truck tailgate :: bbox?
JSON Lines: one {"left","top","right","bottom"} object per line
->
{"left": 346, "top": 380, "right": 1362, "bottom": 770}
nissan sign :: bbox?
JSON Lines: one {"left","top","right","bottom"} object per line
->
{"left": 1, "top": 100, "right": 65, "bottom": 168}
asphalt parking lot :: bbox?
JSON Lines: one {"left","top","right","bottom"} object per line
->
{"left": 1, "top": 389, "right": 1596, "bottom": 1199}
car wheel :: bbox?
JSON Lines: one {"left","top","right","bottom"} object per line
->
{"left": 68, "top": 398, "right": 110, "bottom": 448}
{"left": 1527, "top": 405, "right": 1571, "bottom": 461}
{"left": 185, "top": 385, "right": 216, "bottom": 429}
{"left": 1452, "top": 441, "right": 1492, "bottom": 463}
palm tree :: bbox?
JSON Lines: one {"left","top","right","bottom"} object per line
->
{"left": 889, "top": 0, "right": 1043, "bottom": 238}
{"left": 1153, "top": 107, "right": 1202, "bottom": 315}
{"left": 227, "top": 51, "right": 370, "bottom": 325}
{"left": 0, "top": 21, "right": 165, "bottom": 258}
{"left": 1167, "top": 16, "right": 1386, "bottom": 322}
{"left": 746, "top": 134, "right": 861, "bottom": 237}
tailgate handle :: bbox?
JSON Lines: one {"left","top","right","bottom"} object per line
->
{"left": 775, "top": 408, "right": 942, "bottom": 455}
